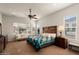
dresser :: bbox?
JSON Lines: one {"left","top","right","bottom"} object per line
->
{"left": 0, "top": 35, "right": 7, "bottom": 53}
{"left": 55, "top": 36, "right": 68, "bottom": 49}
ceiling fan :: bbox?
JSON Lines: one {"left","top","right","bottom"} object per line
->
{"left": 28, "top": 9, "right": 38, "bottom": 20}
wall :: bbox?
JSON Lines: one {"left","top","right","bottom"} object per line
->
{"left": 0, "top": 13, "right": 2, "bottom": 24}
{"left": 2, "top": 14, "right": 29, "bottom": 41}
{"left": 38, "top": 4, "right": 79, "bottom": 43}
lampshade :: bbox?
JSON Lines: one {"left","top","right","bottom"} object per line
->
{"left": 58, "top": 26, "right": 64, "bottom": 31}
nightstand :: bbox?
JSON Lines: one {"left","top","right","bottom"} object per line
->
{"left": 55, "top": 36, "right": 68, "bottom": 49}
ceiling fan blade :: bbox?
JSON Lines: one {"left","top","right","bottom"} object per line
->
{"left": 33, "top": 15, "right": 36, "bottom": 16}
{"left": 34, "top": 17, "right": 38, "bottom": 19}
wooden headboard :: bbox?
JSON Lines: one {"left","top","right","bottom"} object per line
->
{"left": 43, "top": 26, "right": 57, "bottom": 34}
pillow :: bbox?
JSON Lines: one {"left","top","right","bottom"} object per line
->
{"left": 42, "top": 33, "right": 56, "bottom": 38}
{"left": 48, "top": 33, "right": 56, "bottom": 38}
{"left": 42, "top": 33, "right": 48, "bottom": 37}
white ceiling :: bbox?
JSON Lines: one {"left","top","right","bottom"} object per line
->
{"left": 0, "top": 3, "right": 73, "bottom": 18}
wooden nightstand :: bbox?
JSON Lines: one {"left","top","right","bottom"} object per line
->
{"left": 55, "top": 36, "right": 68, "bottom": 49}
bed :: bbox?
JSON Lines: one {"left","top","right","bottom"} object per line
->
{"left": 26, "top": 26, "right": 57, "bottom": 50}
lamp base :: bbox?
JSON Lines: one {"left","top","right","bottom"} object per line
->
{"left": 60, "top": 32, "right": 62, "bottom": 37}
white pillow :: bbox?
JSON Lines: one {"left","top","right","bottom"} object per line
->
{"left": 42, "top": 33, "right": 56, "bottom": 38}
{"left": 42, "top": 33, "right": 48, "bottom": 37}
{"left": 48, "top": 33, "right": 56, "bottom": 38}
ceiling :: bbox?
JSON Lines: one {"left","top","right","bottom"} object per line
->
{"left": 0, "top": 3, "right": 74, "bottom": 19}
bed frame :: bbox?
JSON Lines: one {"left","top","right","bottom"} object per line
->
{"left": 27, "top": 26, "right": 57, "bottom": 51}
{"left": 43, "top": 26, "right": 57, "bottom": 34}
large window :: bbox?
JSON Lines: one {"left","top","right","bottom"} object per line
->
{"left": 65, "top": 16, "right": 76, "bottom": 39}
{"left": 13, "top": 23, "right": 27, "bottom": 35}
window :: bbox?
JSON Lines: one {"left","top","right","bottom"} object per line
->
{"left": 65, "top": 16, "right": 76, "bottom": 39}
{"left": 13, "top": 23, "right": 27, "bottom": 34}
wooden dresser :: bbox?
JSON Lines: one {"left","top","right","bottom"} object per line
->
{"left": 0, "top": 35, "right": 7, "bottom": 53}
{"left": 55, "top": 36, "right": 68, "bottom": 49}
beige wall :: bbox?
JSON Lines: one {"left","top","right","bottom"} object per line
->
{"left": 38, "top": 4, "right": 79, "bottom": 43}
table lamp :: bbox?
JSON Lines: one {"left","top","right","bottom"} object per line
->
{"left": 58, "top": 26, "right": 64, "bottom": 37}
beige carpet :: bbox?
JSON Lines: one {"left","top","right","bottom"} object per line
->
{"left": 2, "top": 41, "right": 79, "bottom": 55}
